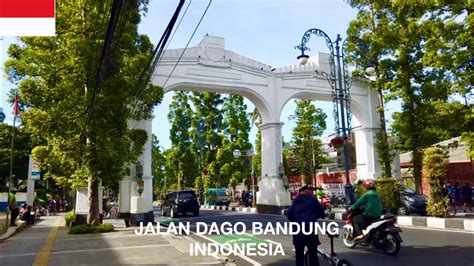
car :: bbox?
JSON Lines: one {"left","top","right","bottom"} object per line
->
{"left": 161, "top": 190, "right": 200, "bottom": 218}
{"left": 204, "top": 188, "right": 231, "bottom": 206}
{"left": 398, "top": 186, "right": 427, "bottom": 216}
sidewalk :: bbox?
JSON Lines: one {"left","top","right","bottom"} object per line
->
{"left": 0, "top": 215, "right": 226, "bottom": 265}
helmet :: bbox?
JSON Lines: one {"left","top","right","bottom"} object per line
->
{"left": 362, "top": 179, "right": 375, "bottom": 189}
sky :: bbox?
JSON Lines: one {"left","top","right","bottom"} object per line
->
{"left": 0, "top": 0, "right": 402, "bottom": 149}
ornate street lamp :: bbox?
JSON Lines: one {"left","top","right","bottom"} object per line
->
{"left": 135, "top": 161, "right": 144, "bottom": 196}
{"left": 295, "top": 28, "right": 373, "bottom": 205}
{"left": 278, "top": 163, "right": 285, "bottom": 178}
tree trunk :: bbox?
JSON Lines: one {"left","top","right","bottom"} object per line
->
{"left": 412, "top": 149, "right": 423, "bottom": 195}
{"left": 87, "top": 174, "right": 100, "bottom": 225}
{"left": 375, "top": 67, "right": 392, "bottom": 178}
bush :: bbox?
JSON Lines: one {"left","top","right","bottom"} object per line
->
{"left": 69, "top": 224, "right": 92, "bottom": 234}
{"left": 69, "top": 224, "right": 115, "bottom": 234}
{"left": 354, "top": 178, "right": 401, "bottom": 210}
{"left": 423, "top": 147, "right": 449, "bottom": 217}
{"left": 375, "top": 178, "right": 401, "bottom": 209}
{"left": 64, "top": 210, "right": 76, "bottom": 227}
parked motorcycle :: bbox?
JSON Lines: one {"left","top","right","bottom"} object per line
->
{"left": 330, "top": 195, "right": 345, "bottom": 208}
{"left": 342, "top": 208, "right": 403, "bottom": 256}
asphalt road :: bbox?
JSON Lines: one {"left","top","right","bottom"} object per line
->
{"left": 156, "top": 209, "right": 474, "bottom": 266}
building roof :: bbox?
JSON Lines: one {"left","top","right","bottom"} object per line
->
{"left": 400, "top": 136, "right": 471, "bottom": 164}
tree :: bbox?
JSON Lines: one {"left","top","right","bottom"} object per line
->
{"left": 218, "top": 95, "right": 252, "bottom": 190}
{"left": 250, "top": 108, "right": 262, "bottom": 179}
{"left": 290, "top": 100, "right": 327, "bottom": 184}
{"left": 5, "top": 0, "right": 162, "bottom": 225}
{"left": 346, "top": 0, "right": 394, "bottom": 178}
{"left": 346, "top": 1, "right": 456, "bottom": 194}
{"left": 0, "top": 124, "right": 36, "bottom": 190}
{"left": 191, "top": 92, "right": 223, "bottom": 187}
{"left": 168, "top": 91, "right": 196, "bottom": 189}
{"left": 151, "top": 135, "right": 166, "bottom": 195}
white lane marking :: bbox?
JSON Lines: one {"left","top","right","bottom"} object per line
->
{"left": 193, "top": 233, "right": 262, "bottom": 266}
{"left": 264, "top": 239, "right": 281, "bottom": 245}
{"left": 52, "top": 244, "right": 173, "bottom": 255}
{"left": 0, "top": 252, "right": 37, "bottom": 258}
{"left": 322, "top": 218, "right": 474, "bottom": 234}
{"left": 398, "top": 224, "right": 474, "bottom": 234}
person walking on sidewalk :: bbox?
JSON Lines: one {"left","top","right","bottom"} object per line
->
{"left": 349, "top": 179, "right": 382, "bottom": 241}
{"left": 8, "top": 190, "right": 19, "bottom": 226}
{"left": 285, "top": 184, "right": 326, "bottom": 266}
{"left": 462, "top": 182, "right": 472, "bottom": 212}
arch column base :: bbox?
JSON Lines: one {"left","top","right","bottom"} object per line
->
{"left": 256, "top": 177, "right": 291, "bottom": 214}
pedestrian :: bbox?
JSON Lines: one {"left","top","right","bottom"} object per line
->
{"left": 20, "top": 205, "right": 35, "bottom": 225}
{"left": 285, "top": 184, "right": 325, "bottom": 266}
{"left": 461, "top": 182, "right": 472, "bottom": 212}
{"left": 452, "top": 182, "right": 462, "bottom": 206}
{"left": 8, "top": 189, "right": 19, "bottom": 226}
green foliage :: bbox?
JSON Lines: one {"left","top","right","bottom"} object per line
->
{"left": 289, "top": 100, "right": 327, "bottom": 179}
{"left": 64, "top": 210, "right": 76, "bottom": 227}
{"left": 374, "top": 132, "right": 393, "bottom": 178}
{"left": 0, "top": 124, "right": 38, "bottom": 189}
{"left": 423, "top": 147, "right": 449, "bottom": 217}
{"left": 5, "top": 0, "right": 162, "bottom": 224}
{"left": 461, "top": 131, "right": 474, "bottom": 158}
{"left": 68, "top": 224, "right": 114, "bottom": 234}
{"left": 346, "top": 0, "right": 472, "bottom": 194}
{"left": 151, "top": 135, "right": 166, "bottom": 193}
{"left": 375, "top": 178, "right": 401, "bottom": 209}
{"left": 168, "top": 91, "right": 196, "bottom": 189}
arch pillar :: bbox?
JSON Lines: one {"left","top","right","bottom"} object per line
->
{"left": 353, "top": 127, "right": 381, "bottom": 180}
{"left": 256, "top": 122, "right": 291, "bottom": 214}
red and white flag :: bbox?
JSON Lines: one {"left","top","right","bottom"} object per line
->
{"left": 13, "top": 92, "right": 20, "bottom": 119}
{"left": 0, "top": 0, "right": 55, "bottom": 36}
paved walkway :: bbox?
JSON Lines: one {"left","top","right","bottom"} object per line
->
{"left": 0, "top": 215, "right": 226, "bottom": 265}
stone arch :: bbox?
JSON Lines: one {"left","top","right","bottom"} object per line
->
{"left": 163, "top": 82, "right": 274, "bottom": 123}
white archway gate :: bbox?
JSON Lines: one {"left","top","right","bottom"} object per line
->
{"left": 119, "top": 35, "right": 382, "bottom": 218}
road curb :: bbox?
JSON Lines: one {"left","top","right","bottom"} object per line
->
{"left": 326, "top": 211, "right": 474, "bottom": 232}
{"left": 201, "top": 205, "right": 257, "bottom": 213}
{"left": 201, "top": 205, "right": 474, "bottom": 232}
{"left": 0, "top": 220, "right": 27, "bottom": 242}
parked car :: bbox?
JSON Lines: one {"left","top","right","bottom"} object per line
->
{"left": 161, "top": 190, "right": 200, "bottom": 218}
{"left": 398, "top": 186, "right": 427, "bottom": 216}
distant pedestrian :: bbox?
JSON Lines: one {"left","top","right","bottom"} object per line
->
{"left": 462, "top": 182, "right": 472, "bottom": 212}
{"left": 452, "top": 182, "right": 462, "bottom": 206}
{"left": 20, "top": 205, "right": 35, "bottom": 225}
{"left": 285, "top": 184, "right": 325, "bottom": 266}
{"left": 8, "top": 190, "right": 19, "bottom": 226}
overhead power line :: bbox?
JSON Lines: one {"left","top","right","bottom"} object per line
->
{"left": 130, "top": 0, "right": 186, "bottom": 117}
{"left": 162, "top": 0, "right": 212, "bottom": 89}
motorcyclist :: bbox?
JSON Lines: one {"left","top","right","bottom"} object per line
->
{"left": 316, "top": 186, "right": 325, "bottom": 200}
{"left": 349, "top": 179, "right": 382, "bottom": 241}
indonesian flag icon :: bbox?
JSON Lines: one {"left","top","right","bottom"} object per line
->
{"left": 0, "top": 0, "right": 55, "bottom": 36}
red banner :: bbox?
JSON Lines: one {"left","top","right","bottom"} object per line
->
{"left": 0, "top": 0, "right": 55, "bottom": 18}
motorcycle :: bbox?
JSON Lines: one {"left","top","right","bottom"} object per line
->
{"left": 342, "top": 208, "right": 403, "bottom": 256}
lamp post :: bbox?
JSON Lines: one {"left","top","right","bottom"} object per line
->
{"left": 135, "top": 161, "right": 144, "bottom": 196}
{"left": 233, "top": 148, "right": 255, "bottom": 207}
{"left": 295, "top": 28, "right": 373, "bottom": 205}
